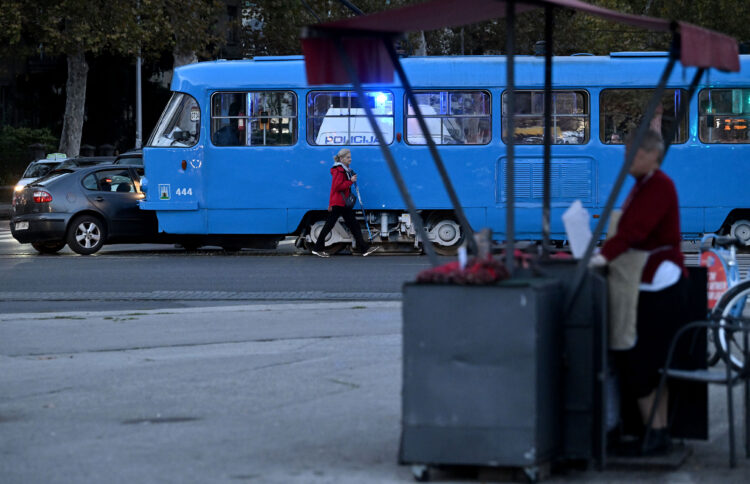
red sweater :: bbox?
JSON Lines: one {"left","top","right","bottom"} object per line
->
{"left": 327, "top": 165, "right": 353, "bottom": 208}
{"left": 601, "top": 169, "right": 685, "bottom": 283}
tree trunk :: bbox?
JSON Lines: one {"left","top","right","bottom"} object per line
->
{"left": 59, "top": 49, "right": 88, "bottom": 158}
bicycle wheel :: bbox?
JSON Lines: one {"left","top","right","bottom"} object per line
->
{"left": 706, "top": 325, "right": 722, "bottom": 367}
{"left": 711, "top": 279, "right": 750, "bottom": 371}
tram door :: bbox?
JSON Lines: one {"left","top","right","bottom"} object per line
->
{"left": 141, "top": 93, "right": 205, "bottom": 234}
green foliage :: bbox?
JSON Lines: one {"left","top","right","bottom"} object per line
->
{"left": 242, "top": 0, "right": 748, "bottom": 57}
{"left": 242, "top": 0, "right": 414, "bottom": 57}
{"left": 2, "top": 0, "right": 225, "bottom": 62}
{"left": 0, "top": 126, "right": 58, "bottom": 185}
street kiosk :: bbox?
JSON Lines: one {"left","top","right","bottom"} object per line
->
{"left": 301, "top": 0, "right": 740, "bottom": 479}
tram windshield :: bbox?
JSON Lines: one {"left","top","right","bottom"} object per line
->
{"left": 148, "top": 93, "right": 201, "bottom": 147}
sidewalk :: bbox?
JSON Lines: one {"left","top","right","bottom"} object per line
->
{"left": 0, "top": 301, "right": 748, "bottom": 483}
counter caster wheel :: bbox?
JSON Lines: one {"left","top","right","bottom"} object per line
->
{"left": 411, "top": 464, "right": 430, "bottom": 482}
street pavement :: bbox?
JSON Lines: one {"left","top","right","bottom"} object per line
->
{"left": 1, "top": 301, "right": 749, "bottom": 483}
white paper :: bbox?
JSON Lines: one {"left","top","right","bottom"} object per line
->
{"left": 562, "top": 200, "right": 592, "bottom": 259}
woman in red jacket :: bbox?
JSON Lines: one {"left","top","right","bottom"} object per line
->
{"left": 311, "top": 148, "right": 379, "bottom": 257}
{"left": 590, "top": 129, "right": 688, "bottom": 456}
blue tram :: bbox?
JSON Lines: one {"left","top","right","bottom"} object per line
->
{"left": 140, "top": 53, "right": 750, "bottom": 252}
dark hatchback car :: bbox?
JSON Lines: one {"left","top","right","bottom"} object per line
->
{"left": 113, "top": 150, "right": 143, "bottom": 166}
{"left": 10, "top": 165, "right": 158, "bottom": 255}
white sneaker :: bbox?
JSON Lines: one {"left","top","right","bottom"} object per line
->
{"left": 312, "top": 250, "right": 330, "bottom": 258}
{"left": 362, "top": 246, "right": 380, "bottom": 257}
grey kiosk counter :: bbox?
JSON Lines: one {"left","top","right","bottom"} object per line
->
{"left": 298, "top": 1, "right": 735, "bottom": 480}
{"left": 400, "top": 262, "right": 708, "bottom": 481}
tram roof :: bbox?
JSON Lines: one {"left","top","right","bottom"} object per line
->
{"left": 171, "top": 54, "right": 749, "bottom": 94}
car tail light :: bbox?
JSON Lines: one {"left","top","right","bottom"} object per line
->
{"left": 33, "top": 190, "right": 53, "bottom": 203}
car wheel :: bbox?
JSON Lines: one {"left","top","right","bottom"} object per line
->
{"left": 67, "top": 215, "right": 106, "bottom": 255}
{"left": 31, "top": 241, "right": 66, "bottom": 254}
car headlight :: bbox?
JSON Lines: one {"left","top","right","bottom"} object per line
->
{"left": 14, "top": 184, "right": 23, "bottom": 192}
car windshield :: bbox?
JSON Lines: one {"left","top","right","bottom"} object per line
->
{"left": 23, "top": 162, "right": 61, "bottom": 178}
{"left": 114, "top": 154, "right": 143, "bottom": 166}
{"left": 31, "top": 169, "right": 75, "bottom": 186}
{"left": 56, "top": 157, "right": 114, "bottom": 170}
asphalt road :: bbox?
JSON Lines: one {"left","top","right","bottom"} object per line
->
{"left": 3, "top": 223, "right": 748, "bottom": 314}
{"left": 2, "top": 224, "right": 750, "bottom": 483}
{"left": 0, "top": 225, "right": 436, "bottom": 314}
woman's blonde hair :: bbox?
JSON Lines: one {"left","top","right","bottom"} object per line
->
{"left": 334, "top": 148, "right": 351, "bottom": 163}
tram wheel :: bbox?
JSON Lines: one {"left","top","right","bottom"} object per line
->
{"left": 426, "top": 214, "right": 464, "bottom": 256}
{"left": 307, "top": 219, "right": 349, "bottom": 255}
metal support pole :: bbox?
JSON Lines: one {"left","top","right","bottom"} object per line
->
{"left": 542, "top": 5, "right": 554, "bottom": 257}
{"left": 335, "top": 38, "right": 440, "bottom": 267}
{"left": 563, "top": 52, "right": 678, "bottom": 314}
{"left": 383, "top": 40, "right": 478, "bottom": 256}
{"left": 135, "top": 54, "right": 143, "bottom": 149}
{"left": 663, "top": 68, "right": 705, "bottom": 154}
{"left": 505, "top": 0, "right": 516, "bottom": 274}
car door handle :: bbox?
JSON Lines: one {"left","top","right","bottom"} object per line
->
{"left": 94, "top": 196, "right": 105, "bottom": 202}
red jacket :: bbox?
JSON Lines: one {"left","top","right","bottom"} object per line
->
{"left": 601, "top": 169, "right": 685, "bottom": 283}
{"left": 328, "top": 165, "right": 353, "bottom": 208}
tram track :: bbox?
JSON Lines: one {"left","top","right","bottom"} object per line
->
{"left": 0, "top": 290, "right": 403, "bottom": 302}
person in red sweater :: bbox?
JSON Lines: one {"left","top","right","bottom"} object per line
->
{"left": 312, "top": 148, "right": 379, "bottom": 258}
{"left": 590, "top": 129, "right": 688, "bottom": 456}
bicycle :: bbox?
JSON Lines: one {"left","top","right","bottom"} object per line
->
{"left": 700, "top": 234, "right": 750, "bottom": 370}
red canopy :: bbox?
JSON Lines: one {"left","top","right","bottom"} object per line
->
{"left": 301, "top": 0, "right": 740, "bottom": 84}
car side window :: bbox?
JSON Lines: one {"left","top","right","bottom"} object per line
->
{"left": 93, "top": 169, "right": 135, "bottom": 193}
{"left": 82, "top": 174, "right": 98, "bottom": 190}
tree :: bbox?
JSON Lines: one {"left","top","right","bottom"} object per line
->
{"left": 241, "top": 0, "right": 417, "bottom": 58}
{"left": 239, "top": 0, "right": 747, "bottom": 58}
{"left": 1, "top": 0, "right": 224, "bottom": 157}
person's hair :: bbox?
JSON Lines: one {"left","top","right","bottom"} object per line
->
{"left": 334, "top": 148, "right": 351, "bottom": 163}
{"left": 626, "top": 129, "right": 665, "bottom": 165}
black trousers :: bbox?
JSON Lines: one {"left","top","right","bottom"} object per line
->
{"left": 312, "top": 205, "right": 370, "bottom": 253}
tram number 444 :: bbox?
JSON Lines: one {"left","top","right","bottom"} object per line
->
{"left": 175, "top": 188, "right": 193, "bottom": 196}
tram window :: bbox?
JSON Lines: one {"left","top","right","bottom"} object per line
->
{"left": 600, "top": 89, "right": 688, "bottom": 144}
{"left": 502, "top": 90, "right": 589, "bottom": 144}
{"left": 405, "top": 91, "right": 491, "bottom": 145}
{"left": 148, "top": 93, "right": 200, "bottom": 148}
{"left": 698, "top": 88, "right": 750, "bottom": 143}
{"left": 307, "top": 91, "right": 394, "bottom": 145}
{"left": 211, "top": 91, "right": 297, "bottom": 146}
